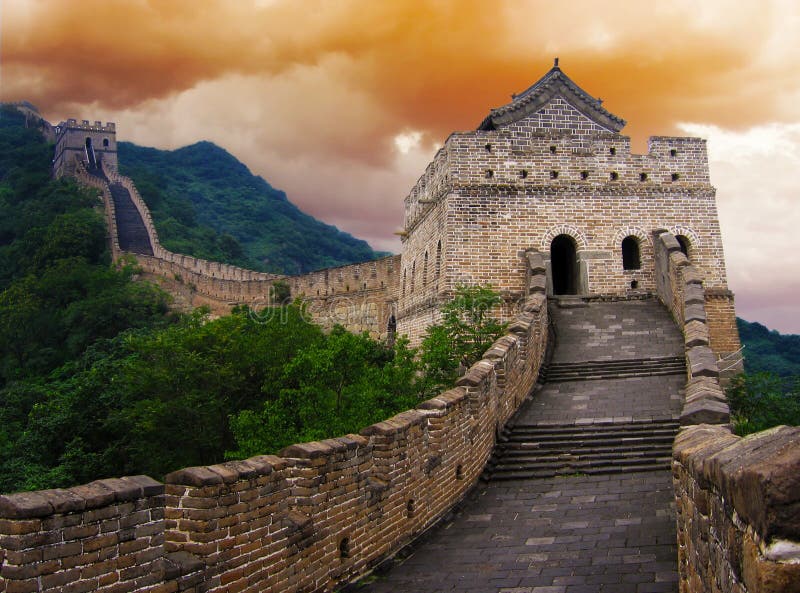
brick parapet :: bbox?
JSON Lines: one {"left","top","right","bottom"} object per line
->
{"left": 0, "top": 268, "right": 549, "bottom": 593}
{"left": 653, "top": 229, "right": 733, "bottom": 426}
{"left": 672, "top": 424, "right": 800, "bottom": 593}
{"left": 0, "top": 476, "right": 179, "bottom": 593}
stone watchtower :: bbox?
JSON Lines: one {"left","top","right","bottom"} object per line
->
{"left": 53, "top": 118, "right": 117, "bottom": 178}
{"left": 397, "top": 60, "right": 740, "bottom": 362}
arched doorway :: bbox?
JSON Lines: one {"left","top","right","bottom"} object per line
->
{"left": 550, "top": 234, "right": 578, "bottom": 295}
{"left": 85, "top": 137, "right": 97, "bottom": 169}
{"left": 676, "top": 235, "right": 691, "bottom": 259}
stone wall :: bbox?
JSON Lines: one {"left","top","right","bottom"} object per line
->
{"left": 653, "top": 229, "right": 740, "bottom": 425}
{"left": 672, "top": 424, "right": 800, "bottom": 593}
{"left": 0, "top": 263, "right": 549, "bottom": 593}
{"left": 653, "top": 231, "right": 799, "bottom": 593}
{"left": 78, "top": 163, "right": 400, "bottom": 338}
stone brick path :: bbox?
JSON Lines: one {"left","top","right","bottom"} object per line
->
{"left": 354, "top": 298, "right": 682, "bottom": 593}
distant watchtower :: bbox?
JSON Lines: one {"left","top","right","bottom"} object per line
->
{"left": 53, "top": 118, "right": 117, "bottom": 178}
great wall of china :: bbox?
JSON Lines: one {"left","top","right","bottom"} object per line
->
{"left": 1, "top": 64, "right": 797, "bottom": 592}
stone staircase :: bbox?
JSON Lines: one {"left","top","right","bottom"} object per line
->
{"left": 488, "top": 418, "right": 679, "bottom": 480}
{"left": 485, "top": 297, "right": 685, "bottom": 482}
{"left": 542, "top": 355, "right": 685, "bottom": 382}
{"left": 108, "top": 182, "right": 154, "bottom": 255}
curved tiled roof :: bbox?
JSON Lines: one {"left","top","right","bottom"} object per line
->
{"left": 478, "top": 62, "right": 626, "bottom": 132}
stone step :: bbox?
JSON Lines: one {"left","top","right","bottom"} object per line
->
{"left": 486, "top": 419, "right": 679, "bottom": 481}
{"left": 109, "top": 183, "right": 154, "bottom": 256}
{"left": 547, "top": 356, "right": 684, "bottom": 371}
{"left": 499, "top": 434, "right": 676, "bottom": 450}
{"left": 489, "top": 458, "right": 672, "bottom": 481}
{"left": 494, "top": 447, "right": 672, "bottom": 464}
{"left": 502, "top": 423, "right": 679, "bottom": 441}
{"left": 543, "top": 356, "right": 685, "bottom": 383}
{"left": 499, "top": 435, "right": 676, "bottom": 452}
{"left": 545, "top": 368, "right": 685, "bottom": 383}
{"left": 504, "top": 419, "right": 680, "bottom": 434}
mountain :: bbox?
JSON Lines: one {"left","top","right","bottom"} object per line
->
{"left": 737, "top": 318, "right": 800, "bottom": 377}
{"left": 117, "top": 141, "right": 386, "bottom": 274}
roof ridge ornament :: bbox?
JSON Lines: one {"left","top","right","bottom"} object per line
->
{"left": 477, "top": 62, "right": 626, "bottom": 132}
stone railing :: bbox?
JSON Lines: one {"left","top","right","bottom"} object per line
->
{"left": 654, "top": 230, "right": 800, "bottom": 592}
{"left": 653, "top": 229, "right": 730, "bottom": 425}
{"left": 672, "top": 424, "right": 800, "bottom": 592}
{"left": 0, "top": 258, "right": 549, "bottom": 593}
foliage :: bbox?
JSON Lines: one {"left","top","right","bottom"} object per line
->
{"left": 737, "top": 318, "right": 800, "bottom": 377}
{"left": 228, "top": 332, "right": 421, "bottom": 458}
{"left": 0, "top": 107, "right": 504, "bottom": 494}
{"left": 419, "top": 284, "right": 507, "bottom": 393}
{"left": 270, "top": 280, "right": 291, "bottom": 304}
{"left": 117, "top": 141, "right": 386, "bottom": 274}
{"left": 0, "top": 106, "right": 174, "bottom": 385}
{"left": 726, "top": 372, "right": 800, "bottom": 435}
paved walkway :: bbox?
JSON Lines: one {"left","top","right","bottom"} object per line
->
{"left": 359, "top": 473, "right": 677, "bottom": 593}
{"left": 355, "top": 298, "right": 682, "bottom": 593}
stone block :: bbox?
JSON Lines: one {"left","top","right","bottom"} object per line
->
{"left": 682, "top": 267, "right": 704, "bottom": 286}
{"left": 37, "top": 489, "right": 87, "bottom": 514}
{"left": 684, "top": 376, "right": 726, "bottom": 405}
{"left": 280, "top": 440, "right": 335, "bottom": 459}
{"left": 684, "top": 319, "right": 710, "bottom": 348}
{"left": 120, "top": 475, "right": 163, "bottom": 498}
{"left": 417, "top": 387, "right": 467, "bottom": 410}
{"left": 673, "top": 424, "right": 739, "bottom": 486}
{"left": 164, "top": 466, "right": 224, "bottom": 487}
{"left": 742, "top": 532, "right": 800, "bottom": 593}
{"left": 528, "top": 275, "right": 546, "bottom": 294}
{"left": 0, "top": 491, "right": 54, "bottom": 519}
{"left": 483, "top": 335, "right": 516, "bottom": 360}
{"left": 680, "top": 398, "right": 730, "bottom": 426}
{"left": 684, "top": 303, "right": 707, "bottom": 324}
{"left": 687, "top": 345, "right": 718, "bottom": 378}
{"left": 526, "top": 251, "right": 545, "bottom": 274}
{"left": 660, "top": 233, "right": 682, "bottom": 253}
{"left": 456, "top": 360, "right": 495, "bottom": 387}
{"left": 727, "top": 426, "right": 800, "bottom": 541}
{"left": 684, "top": 283, "right": 705, "bottom": 306}
{"left": 96, "top": 478, "right": 146, "bottom": 502}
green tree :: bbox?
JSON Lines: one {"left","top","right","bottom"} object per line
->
{"left": 419, "top": 284, "right": 507, "bottom": 393}
{"left": 726, "top": 372, "right": 800, "bottom": 435}
{"left": 228, "top": 330, "right": 420, "bottom": 459}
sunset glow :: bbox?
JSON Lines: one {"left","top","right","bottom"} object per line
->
{"left": 3, "top": 0, "right": 799, "bottom": 331}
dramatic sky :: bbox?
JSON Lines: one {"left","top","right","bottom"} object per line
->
{"left": 2, "top": 0, "right": 799, "bottom": 333}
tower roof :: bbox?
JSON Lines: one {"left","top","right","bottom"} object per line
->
{"left": 478, "top": 59, "right": 626, "bottom": 132}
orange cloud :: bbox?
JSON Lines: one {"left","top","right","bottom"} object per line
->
{"left": 5, "top": 1, "right": 800, "bottom": 332}
{"left": 4, "top": 0, "right": 795, "bottom": 153}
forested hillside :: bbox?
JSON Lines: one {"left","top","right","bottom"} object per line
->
{"left": 737, "top": 318, "right": 800, "bottom": 376}
{"left": 118, "top": 141, "right": 385, "bottom": 274}
{"left": 0, "top": 106, "right": 432, "bottom": 493}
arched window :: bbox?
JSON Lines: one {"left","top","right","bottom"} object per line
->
{"left": 423, "top": 251, "right": 428, "bottom": 286}
{"left": 410, "top": 261, "right": 416, "bottom": 294}
{"left": 435, "top": 240, "right": 442, "bottom": 280}
{"left": 621, "top": 236, "right": 641, "bottom": 270}
{"left": 676, "top": 235, "right": 691, "bottom": 259}
{"left": 103, "top": 138, "right": 109, "bottom": 147}
{"left": 402, "top": 269, "right": 406, "bottom": 297}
